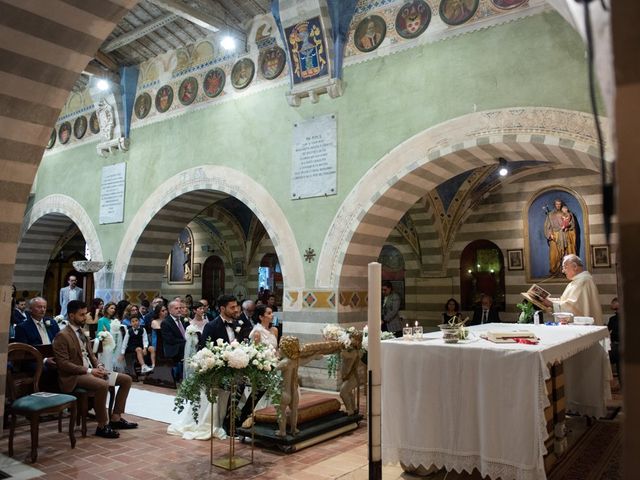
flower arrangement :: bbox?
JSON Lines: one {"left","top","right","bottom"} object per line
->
{"left": 322, "top": 324, "right": 366, "bottom": 377}
{"left": 439, "top": 315, "right": 470, "bottom": 341}
{"left": 98, "top": 331, "right": 114, "bottom": 349}
{"left": 174, "top": 339, "right": 282, "bottom": 423}
{"left": 186, "top": 325, "right": 200, "bottom": 336}
{"left": 516, "top": 300, "right": 535, "bottom": 323}
{"left": 54, "top": 315, "right": 66, "bottom": 328}
{"left": 361, "top": 325, "right": 395, "bottom": 351}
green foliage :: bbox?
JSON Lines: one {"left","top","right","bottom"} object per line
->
{"left": 516, "top": 300, "right": 535, "bottom": 323}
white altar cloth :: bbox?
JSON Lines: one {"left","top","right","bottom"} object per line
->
{"left": 381, "top": 324, "right": 611, "bottom": 480}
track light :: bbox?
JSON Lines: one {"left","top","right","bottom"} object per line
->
{"left": 96, "top": 79, "right": 110, "bottom": 91}
{"left": 498, "top": 157, "right": 509, "bottom": 177}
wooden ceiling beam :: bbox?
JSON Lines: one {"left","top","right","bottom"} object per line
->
{"left": 103, "top": 12, "right": 179, "bottom": 52}
{"left": 149, "top": 0, "right": 244, "bottom": 35}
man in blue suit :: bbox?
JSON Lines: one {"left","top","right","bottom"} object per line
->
{"left": 15, "top": 297, "right": 60, "bottom": 368}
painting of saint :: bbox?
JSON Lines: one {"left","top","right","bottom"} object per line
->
{"left": 395, "top": 0, "right": 431, "bottom": 39}
{"left": 525, "top": 188, "right": 588, "bottom": 281}
{"left": 354, "top": 15, "right": 386, "bottom": 53}
{"left": 169, "top": 228, "right": 194, "bottom": 283}
{"left": 89, "top": 111, "right": 100, "bottom": 134}
{"left": 178, "top": 77, "right": 198, "bottom": 105}
{"left": 491, "top": 0, "right": 527, "bottom": 9}
{"left": 231, "top": 58, "right": 255, "bottom": 89}
{"left": 46, "top": 129, "right": 56, "bottom": 149}
{"left": 73, "top": 116, "right": 87, "bottom": 139}
{"left": 134, "top": 93, "right": 151, "bottom": 119}
{"left": 203, "top": 68, "right": 226, "bottom": 98}
{"left": 155, "top": 85, "right": 174, "bottom": 113}
{"left": 439, "top": 0, "right": 479, "bottom": 26}
{"left": 58, "top": 122, "right": 71, "bottom": 144}
{"left": 260, "top": 46, "right": 286, "bottom": 80}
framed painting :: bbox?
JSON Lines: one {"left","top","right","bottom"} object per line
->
{"left": 193, "top": 262, "right": 202, "bottom": 277}
{"left": 439, "top": 0, "right": 479, "bottom": 26}
{"left": 155, "top": 85, "right": 174, "bottom": 113}
{"left": 524, "top": 187, "right": 589, "bottom": 282}
{"left": 58, "top": 122, "right": 72, "bottom": 144}
{"left": 168, "top": 227, "right": 193, "bottom": 284}
{"left": 89, "top": 111, "right": 100, "bottom": 134}
{"left": 134, "top": 93, "right": 152, "bottom": 119}
{"left": 203, "top": 68, "right": 226, "bottom": 98}
{"left": 46, "top": 129, "right": 56, "bottom": 149}
{"left": 507, "top": 249, "right": 524, "bottom": 271}
{"left": 395, "top": 0, "right": 431, "bottom": 39}
{"left": 592, "top": 245, "right": 611, "bottom": 268}
{"left": 231, "top": 58, "right": 255, "bottom": 89}
{"left": 260, "top": 46, "right": 286, "bottom": 80}
{"left": 354, "top": 15, "right": 386, "bottom": 53}
{"left": 178, "top": 76, "right": 198, "bottom": 105}
{"left": 73, "top": 115, "right": 87, "bottom": 139}
{"left": 233, "top": 259, "right": 245, "bottom": 276}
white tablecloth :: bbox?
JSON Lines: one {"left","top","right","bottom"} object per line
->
{"left": 381, "top": 324, "right": 611, "bottom": 480}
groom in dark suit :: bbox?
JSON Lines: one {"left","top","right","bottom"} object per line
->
{"left": 197, "top": 294, "right": 252, "bottom": 432}
{"left": 198, "top": 294, "right": 248, "bottom": 349}
{"left": 15, "top": 297, "right": 60, "bottom": 348}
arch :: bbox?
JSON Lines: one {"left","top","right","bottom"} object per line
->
{"left": 14, "top": 194, "right": 104, "bottom": 292}
{"left": 316, "top": 107, "right": 611, "bottom": 290}
{"left": 112, "top": 165, "right": 304, "bottom": 295}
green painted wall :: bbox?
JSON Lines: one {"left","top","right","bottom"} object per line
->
{"left": 34, "top": 12, "right": 592, "bottom": 287}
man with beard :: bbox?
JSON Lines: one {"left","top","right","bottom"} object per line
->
{"left": 53, "top": 300, "right": 137, "bottom": 438}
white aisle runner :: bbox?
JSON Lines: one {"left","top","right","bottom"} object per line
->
{"left": 124, "top": 387, "right": 181, "bottom": 424}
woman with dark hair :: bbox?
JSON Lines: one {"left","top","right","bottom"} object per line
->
{"left": 443, "top": 298, "right": 461, "bottom": 323}
{"left": 86, "top": 297, "right": 104, "bottom": 338}
{"left": 150, "top": 303, "right": 168, "bottom": 350}
{"left": 115, "top": 300, "right": 130, "bottom": 321}
{"left": 98, "top": 302, "right": 117, "bottom": 332}
{"left": 249, "top": 304, "right": 278, "bottom": 349}
{"left": 190, "top": 301, "right": 207, "bottom": 333}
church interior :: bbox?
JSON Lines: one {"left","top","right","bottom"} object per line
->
{"left": 0, "top": 0, "right": 638, "bottom": 478}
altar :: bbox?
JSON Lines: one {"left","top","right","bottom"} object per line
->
{"left": 381, "top": 323, "right": 611, "bottom": 480}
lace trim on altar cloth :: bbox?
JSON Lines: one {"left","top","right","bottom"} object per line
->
{"left": 384, "top": 449, "right": 547, "bottom": 480}
{"left": 541, "top": 334, "right": 609, "bottom": 366}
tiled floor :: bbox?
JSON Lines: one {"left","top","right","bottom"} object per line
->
{"left": 1, "top": 384, "right": 623, "bottom": 480}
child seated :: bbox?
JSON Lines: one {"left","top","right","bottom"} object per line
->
{"left": 119, "top": 316, "right": 155, "bottom": 374}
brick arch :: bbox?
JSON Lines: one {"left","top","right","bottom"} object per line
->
{"left": 316, "top": 107, "right": 611, "bottom": 290}
{"left": 14, "top": 195, "right": 103, "bottom": 291}
{"left": 112, "top": 166, "right": 303, "bottom": 296}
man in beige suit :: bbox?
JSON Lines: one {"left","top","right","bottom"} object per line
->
{"left": 53, "top": 300, "right": 138, "bottom": 438}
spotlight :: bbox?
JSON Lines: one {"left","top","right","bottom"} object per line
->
{"left": 498, "top": 157, "right": 509, "bottom": 177}
{"left": 221, "top": 35, "right": 236, "bottom": 51}
{"left": 96, "top": 79, "right": 109, "bottom": 91}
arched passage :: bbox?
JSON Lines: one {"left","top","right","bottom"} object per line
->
{"left": 112, "top": 165, "right": 304, "bottom": 298}
{"left": 14, "top": 194, "right": 104, "bottom": 298}
{"left": 316, "top": 107, "right": 610, "bottom": 291}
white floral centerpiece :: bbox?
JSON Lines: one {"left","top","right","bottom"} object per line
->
{"left": 185, "top": 325, "right": 200, "bottom": 336}
{"left": 174, "top": 339, "right": 282, "bottom": 423}
{"left": 54, "top": 315, "right": 67, "bottom": 328}
{"left": 361, "top": 325, "right": 395, "bottom": 352}
{"left": 322, "top": 324, "right": 364, "bottom": 378}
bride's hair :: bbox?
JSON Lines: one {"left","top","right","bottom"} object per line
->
{"left": 254, "top": 304, "right": 270, "bottom": 324}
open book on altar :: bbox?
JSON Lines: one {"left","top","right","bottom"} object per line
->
{"left": 520, "top": 284, "right": 552, "bottom": 312}
{"left": 485, "top": 331, "right": 538, "bottom": 343}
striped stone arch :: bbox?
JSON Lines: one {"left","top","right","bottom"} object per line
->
{"left": 316, "top": 107, "right": 611, "bottom": 290}
{"left": 112, "top": 165, "right": 304, "bottom": 296}
{"left": 14, "top": 195, "right": 104, "bottom": 292}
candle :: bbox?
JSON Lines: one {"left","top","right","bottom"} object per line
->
{"left": 367, "top": 262, "right": 382, "bottom": 472}
{"left": 415, "top": 321, "right": 418, "bottom": 327}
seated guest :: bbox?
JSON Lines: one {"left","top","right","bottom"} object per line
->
{"left": 470, "top": 294, "right": 501, "bottom": 325}
{"left": 120, "top": 315, "right": 155, "bottom": 373}
{"left": 190, "top": 302, "right": 207, "bottom": 334}
{"left": 122, "top": 304, "right": 141, "bottom": 327}
{"left": 442, "top": 298, "right": 461, "bottom": 323}
{"left": 143, "top": 297, "right": 164, "bottom": 327}
{"left": 12, "top": 297, "right": 29, "bottom": 326}
{"left": 53, "top": 300, "right": 138, "bottom": 438}
{"left": 139, "top": 300, "right": 150, "bottom": 319}
{"left": 97, "top": 302, "right": 117, "bottom": 333}
{"left": 15, "top": 297, "right": 60, "bottom": 347}
{"left": 150, "top": 303, "right": 168, "bottom": 349}
{"left": 199, "top": 298, "right": 215, "bottom": 321}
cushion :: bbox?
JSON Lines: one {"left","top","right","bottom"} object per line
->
{"left": 12, "top": 393, "right": 76, "bottom": 412}
{"left": 254, "top": 394, "right": 341, "bottom": 424}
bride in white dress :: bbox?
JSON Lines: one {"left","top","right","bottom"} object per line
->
{"left": 167, "top": 305, "right": 279, "bottom": 440}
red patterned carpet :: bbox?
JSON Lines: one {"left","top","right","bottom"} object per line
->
{"left": 548, "top": 420, "right": 622, "bottom": 480}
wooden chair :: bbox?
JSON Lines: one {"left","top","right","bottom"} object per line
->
{"left": 7, "top": 343, "right": 77, "bottom": 463}
{"left": 72, "top": 338, "right": 115, "bottom": 437}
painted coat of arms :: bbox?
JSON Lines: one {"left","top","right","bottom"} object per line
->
{"left": 285, "top": 17, "right": 328, "bottom": 85}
